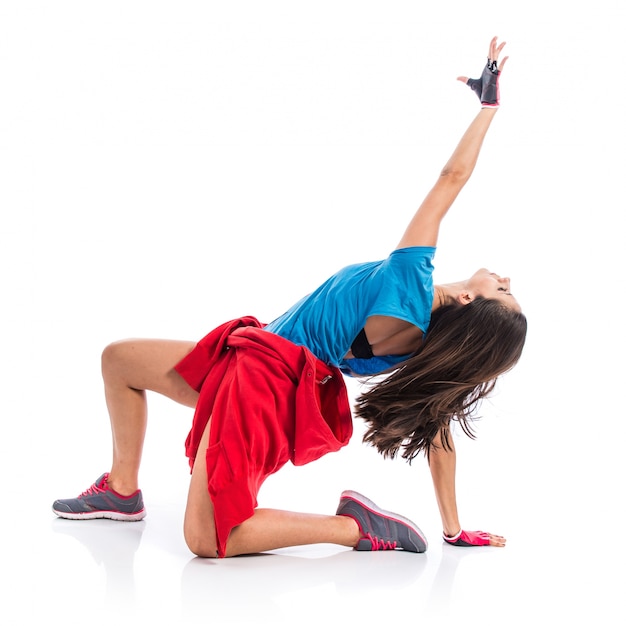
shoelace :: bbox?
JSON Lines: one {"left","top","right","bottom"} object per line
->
{"left": 364, "top": 533, "right": 397, "bottom": 551}
{"left": 80, "top": 479, "right": 107, "bottom": 498}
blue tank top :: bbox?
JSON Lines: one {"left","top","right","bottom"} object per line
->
{"left": 263, "top": 246, "right": 436, "bottom": 375}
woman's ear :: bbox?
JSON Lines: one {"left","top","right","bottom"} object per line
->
{"left": 457, "top": 291, "right": 473, "bottom": 306}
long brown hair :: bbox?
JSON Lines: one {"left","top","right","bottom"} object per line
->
{"left": 354, "top": 297, "right": 527, "bottom": 462}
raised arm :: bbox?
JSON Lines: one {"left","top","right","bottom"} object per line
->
{"left": 428, "top": 428, "right": 506, "bottom": 547}
{"left": 396, "top": 37, "right": 507, "bottom": 250}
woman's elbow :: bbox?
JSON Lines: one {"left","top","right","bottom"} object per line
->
{"left": 439, "top": 165, "right": 471, "bottom": 185}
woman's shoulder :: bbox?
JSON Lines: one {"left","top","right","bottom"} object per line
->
{"left": 389, "top": 245, "right": 436, "bottom": 259}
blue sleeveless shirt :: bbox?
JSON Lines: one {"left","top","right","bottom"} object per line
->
{"left": 263, "top": 246, "right": 436, "bottom": 375}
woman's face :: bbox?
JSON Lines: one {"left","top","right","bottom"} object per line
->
{"left": 467, "top": 268, "right": 521, "bottom": 312}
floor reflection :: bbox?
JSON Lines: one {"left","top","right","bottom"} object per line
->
{"left": 181, "top": 548, "right": 428, "bottom": 621}
{"left": 424, "top": 542, "right": 502, "bottom": 616}
{"left": 52, "top": 518, "right": 145, "bottom": 607}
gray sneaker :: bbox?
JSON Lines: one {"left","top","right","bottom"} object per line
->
{"left": 336, "top": 490, "right": 427, "bottom": 552}
{"left": 52, "top": 473, "right": 146, "bottom": 521}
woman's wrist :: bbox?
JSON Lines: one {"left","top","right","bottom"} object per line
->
{"left": 443, "top": 528, "right": 463, "bottom": 541}
{"left": 442, "top": 521, "right": 462, "bottom": 538}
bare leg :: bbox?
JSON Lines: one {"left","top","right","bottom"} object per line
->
{"left": 226, "top": 509, "right": 361, "bottom": 557}
{"left": 100, "top": 338, "right": 358, "bottom": 555}
{"left": 183, "top": 417, "right": 361, "bottom": 558}
{"left": 100, "top": 339, "right": 199, "bottom": 495}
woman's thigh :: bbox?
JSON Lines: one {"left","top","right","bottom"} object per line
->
{"left": 183, "top": 418, "right": 219, "bottom": 557}
{"left": 102, "top": 338, "right": 200, "bottom": 407}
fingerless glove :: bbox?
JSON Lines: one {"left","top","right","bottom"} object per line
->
{"left": 466, "top": 59, "right": 501, "bottom": 107}
{"left": 443, "top": 529, "right": 491, "bottom": 546}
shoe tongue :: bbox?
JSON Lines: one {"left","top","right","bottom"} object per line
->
{"left": 96, "top": 473, "right": 109, "bottom": 488}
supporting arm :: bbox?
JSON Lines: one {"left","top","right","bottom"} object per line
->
{"left": 428, "top": 428, "right": 507, "bottom": 547}
{"left": 428, "top": 429, "right": 461, "bottom": 537}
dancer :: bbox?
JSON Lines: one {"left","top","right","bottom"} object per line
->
{"left": 53, "top": 37, "right": 525, "bottom": 557}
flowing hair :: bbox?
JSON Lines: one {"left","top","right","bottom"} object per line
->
{"left": 354, "top": 297, "right": 527, "bottom": 462}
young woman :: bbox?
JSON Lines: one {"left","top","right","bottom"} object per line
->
{"left": 53, "top": 37, "right": 526, "bottom": 558}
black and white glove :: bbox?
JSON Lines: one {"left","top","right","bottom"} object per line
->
{"left": 465, "top": 58, "right": 502, "bottom": 108}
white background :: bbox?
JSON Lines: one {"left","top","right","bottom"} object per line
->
{"left": 1, "top": 1, "right": 624, "bottom": 624}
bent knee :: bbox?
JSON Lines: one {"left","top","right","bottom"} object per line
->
{"left": 184, "top": 525, "right": 219, "bottom": 558}
{"left": 101, "top": 339, "right": 132, "bottom": 375}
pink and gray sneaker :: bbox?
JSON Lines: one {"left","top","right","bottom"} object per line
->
{"left": 52, "top": 473, "right": 145, "bottom": 521}
{"left": 336, "top": 490, "right": 427, "bottom": 552}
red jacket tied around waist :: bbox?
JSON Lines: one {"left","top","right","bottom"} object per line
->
{"left": 174, "top": 316, "right": 353, "bottom": 557}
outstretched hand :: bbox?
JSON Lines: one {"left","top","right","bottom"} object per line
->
{"left": 458, "top": 36, "right": 508, "bottom": 84}
{"left": 443, "top": 529, "right": 507, "bottom": 547}
{"left": 457, "top": 37, "right": 508, "bottom": 107}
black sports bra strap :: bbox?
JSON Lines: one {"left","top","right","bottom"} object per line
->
{"left": 350, "top": 328, "right": 374, "bottom": 359}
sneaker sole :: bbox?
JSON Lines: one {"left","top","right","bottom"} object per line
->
{"left": 340, "top": 490, "right": 428, "bottom": 552}
{"left": 52, "top": 507, "right": 146, "bottom": 522}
